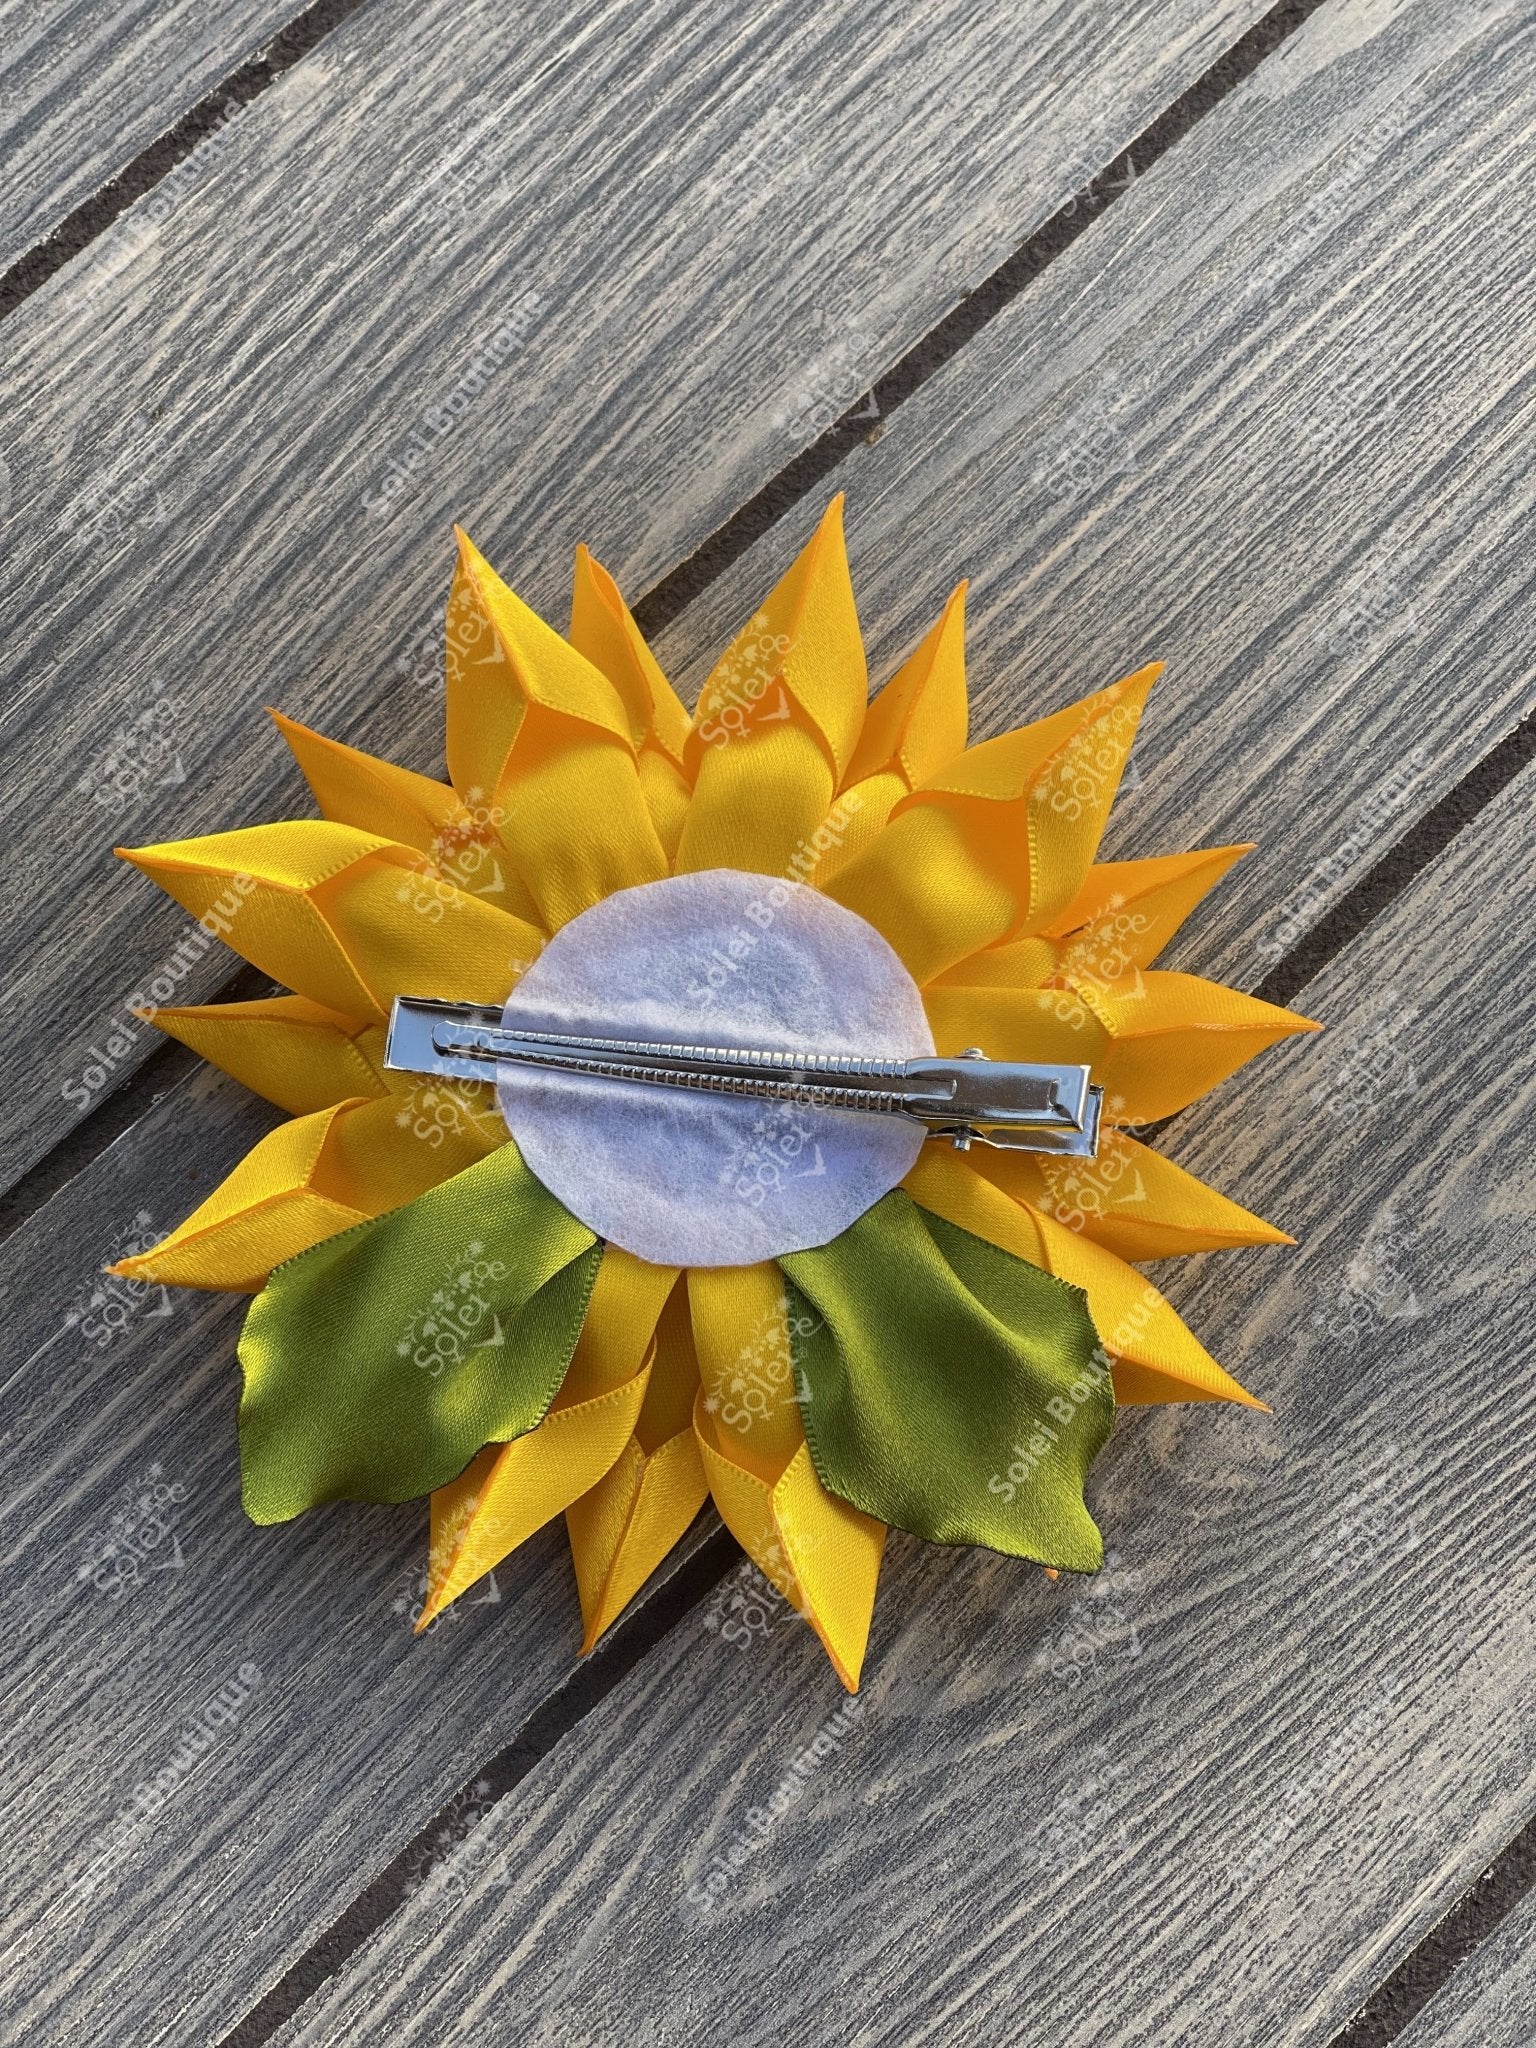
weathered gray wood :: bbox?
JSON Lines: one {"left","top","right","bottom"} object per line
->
{"left": 0, "top": 3, "right": 1289, "bottom": 2040}
{"left": 266, "top": 742, "right": 1536, "bottom": 2046}
{"left": 1399, "top": 1893, "right": 1536, "bottom": 2048}
{"left": 0, "top": 1054, "right": 719, "bottom": 2044}
{"left": 0, "top": 0, "right": 1272, "bottom": 1197}
{"left": 226, "top": 0, "right": 1536, "bottom": 2040}
{"left": 654, "top": 0, "right": 1536, "bottom": 995}
{"left": 0, "top": 0, "right": 297, "bottom": 268}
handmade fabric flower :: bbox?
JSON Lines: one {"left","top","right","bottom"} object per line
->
{"left": 112, "top": 499, "right": 1315, "bottom": 1689}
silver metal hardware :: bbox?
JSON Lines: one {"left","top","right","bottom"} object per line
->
{"left": 384, "top": 996, "right": 1102, "bottom": 1158}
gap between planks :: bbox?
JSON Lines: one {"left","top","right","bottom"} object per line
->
{"left": 8, "top": 0, "right": 1525, "bottom": 2038}
{"left": 0, "top": 0, "right": 1332, "bottom": 1254}
{"left": 210, "top": 41, "right": 1536, "bottom": 2048}
{"left": 210, "top": 703, "right": 1536, "bottom": 2048}
{"left": 0, "top": 0, "right": 374, "bottom": 320}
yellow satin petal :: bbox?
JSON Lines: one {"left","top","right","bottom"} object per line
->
{"left": 1045, "top": 845, "right": 1253, "bottom": 967}
{"left": 145, "top": 995, "right": 386, "bottom": 1115}
{"left": 299, "top": 843, "right": 541, "bottom": 1013}
{"left": 811, "top": 767, "right": 905, "bottom": 882}
{"left": 568, "top": 546, "right": 693, "bottom": 859}
{"left": 688, "top": 1263, "right": 883, "bottom": 1690}
{"left": 826, "top": 665, "right": 1158, "bottom": 980}
{"left": 926, "top": 934, "right": 1061, "bottom": 993}
{"left": 566, "top": 1280, "right": 709, "bottom": 1649}
{"left": 108, "top": 1104, "right": 360, "bottom": 1292}
{"left": 319, "top": 1089, "right": 504, "bottom": 1211}
{"left": 846, "top": 581, "right": 969, "bottom": 788}
{"left": 270, "top": 710, "right": 459, "bottom": 853}
{"left": 829, "top": 801, "right": 1017, "bottom": 979}
{"left": 694, "top": 1411, "right": 883, "bottom": 1693}
{"left": 676, "top": 719, "right": 836, "bottom": 880}
{"left": 447, "top": 530, "right": 668, "bottom": 928}
{"left": 569, "top": 545, "right": 692, "bottom": 763}
{"left": 637, "top": 752, "right": 691, "bottom": 862}
{"left": 271, "top": 707, "right": 547, "bottom": 926}
{"left": 903, "top": 1147, "right": 1261, "bottom": 1408}
{"left": 119, "top": 821, "right": 539, "bottom": 1019}
{"left": 108, "top": 1092, "right": 491, "bottom": 1293}
{"left": 687, "top": 1263, "right": 805, "bottom": 1480}
{"left": 419, "top": 1365, "right": 653, "bottom": 1628}
{"left": 968, "top": 1127, "right": 1295, "bottom": 1261}
{"left": 419, "top": 1249, "right": 678, "bottom": 1622}
{"left": 560, "top": 1249, "right": 681, "bottom": 1406}
{"left": 929, "top": 844, "right": 1253, "bottom": 993}
{"left": 567, "top": 1433, "right": 709, "bottom": 1650}
{"left": 1077, "top": 970, "right": 1321, "bottom": 1123}
{"left": 1025, "top": 1202, "right": 1265, "bottom": 1409}
{"left": 903, "top": 1144, "right": 1050, "bottom": 1256}
{"left": 925, "top": 969, "right": 1319, "bottom": 1123}
{"left": 814, "top": 582, "right": 970, "bottom": 888}
{"left": 924, "top": 980, "right": 1111, "bottom": 1065}
{"left": 771, "top": 1442, "right": 885, "bottom": 1692}
{"left": 678, "top": 497, "right": 867, "bottom": 875}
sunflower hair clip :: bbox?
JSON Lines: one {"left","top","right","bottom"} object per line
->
{"left": 112, "top": 497, "right": 1316, "bottom": 1690}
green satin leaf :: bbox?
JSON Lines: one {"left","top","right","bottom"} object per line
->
{"left": 237, "top": 1141, "right": 600, "bottom": 1523}
{"left": 779, "top": 1191, "right": 1111, "bottom": 1570}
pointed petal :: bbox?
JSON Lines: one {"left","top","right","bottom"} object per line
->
{"left": 569, "top": 546, "right": 694, "bottom": 861}
{"left": 968, "top": 1127, "right": 1295, "bottom": 1261}
{"left": 694, "top": 1418, "right": 883, "bottom": 1693}
{"left": 688, "top": 1262, "right": 883, "bottom": 1690}
{"left": 146, "top": 994, "right": 388, "bottom": 1115}
{"left": 272, "top": 708, "right": 545, "bottom": 926}
{"left": 904, "top": 1149, "right": 1262, "bottom": 1408}
{"left": 118, "top": 820, "right": 541, "bottom": 1019}
{"left": 815, "top": 582, "right": 969, "bottom": 886}
{"left": 1078, "top": 970, "right": 1320, "bottom": 1123}
{"left": 269, "top": 710, "right": 459, "bottom": 855}
{"left": 447, "top": 530, "right": 668, "bottom": 927}
{"left": 847, "top": 580, "right": 969, "bottom": 788}
{"left": 935, "top": 846, "right": 1253, "bottom": 991}
{"left": 678, "top": 498, "right": 867, "bottom": 877}
{"left": 568, "top": 546, "right": 691, "bottom": 768}
{"left": 109, "top": 1096, "right": 498, "bottom": 1292}
{"left": 418, "top": 1248, "right": 678, "bottom": 1623}
{"left": 924, "top": 969, "right": 1319, "bottom": 1123}
{"left": 1025, "top": 1200, "right": 1266, "bottom": 1408}
{"left": 1044, "top": 845, "right": 1254, "bottom": 970}
{"left": 566, "top": 1279, "right": 709, "bottom": 1649}
{"left": 825, "top": 665, "right": 1158, "bottom": 981}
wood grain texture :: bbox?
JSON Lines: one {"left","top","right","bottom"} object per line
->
{"left": 227, "top": 1, "right": 1536, "bottom": 2040}
{"left": 0, "top": 1055, "right": 718, "bottom": 2045}
{"left": 266, "top": 753, "right": 1536, "bottom": 2048}
{"left": 0, "top": 0, "right": 1272, "bottom": 1197}
{"left": 0, "top": 2, "right": 1283, "bottom": 2039}
{"left": 0, "top": 0, "right": 298, "bottom": 267}
{"left": 654, "top": 0, "right": 1536, "bottom": 994}
{"left": 1399, "top": 1893, "right": 1536, "bottom": 2048}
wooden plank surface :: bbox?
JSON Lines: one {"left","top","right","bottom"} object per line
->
{"left": 0, "top": 0, "right": 298, "bottom": 268}
{"left": 0, "top": 0, "right": 1272, "bottom": 1197}
{"left": 222, "top": 0, "right": 1536, "bottom": 2038}
{"left": 1399, "top": 1894, "right": 1536, "bottom": 2048}
{"left": 656, "top": 0, "right": 1536, "bottom": 994}
{"left": 0, "top": 1058, "right": 723, "bottom": 2046}
{"left": 267, "top": 753, "right": 1536, "bottom": 2048}
{"left": 0, "top": 4, "right": 1290, "bottom": 2041}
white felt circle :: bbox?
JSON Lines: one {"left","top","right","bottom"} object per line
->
{"left": 496, "top": 870, "right": 934, "bottom": 1267}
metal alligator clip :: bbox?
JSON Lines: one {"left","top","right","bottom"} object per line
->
{"left": 385, "top": 996, "right": 1102, "bottom": 1158}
